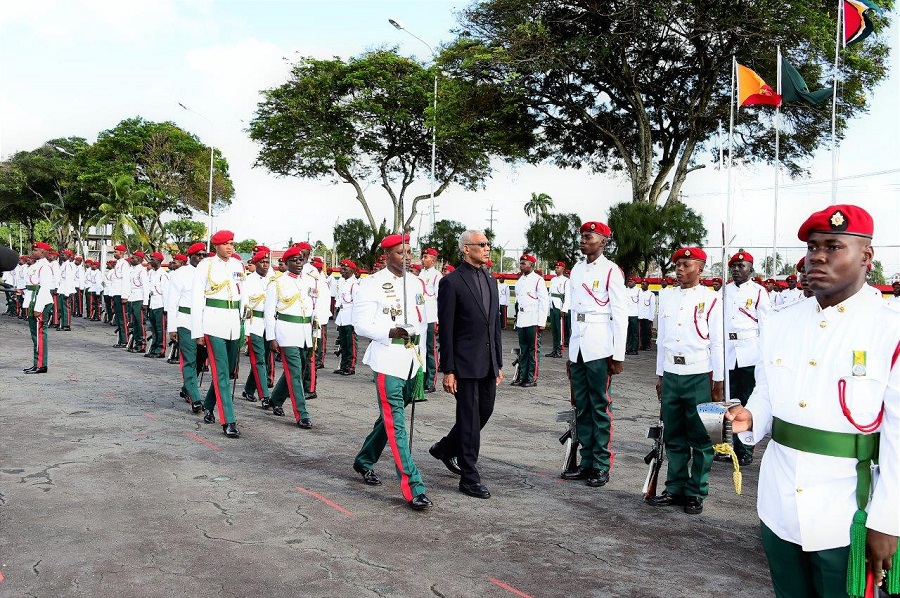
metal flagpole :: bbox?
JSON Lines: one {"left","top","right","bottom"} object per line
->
{"left": 773, "top": 47, "right": 782, "bottom": 277}
{"left": 723, "top": 56, "right": 737, "bottom": 405}
{"left": 830, "top": 0, "right": 843, "bottom": 205}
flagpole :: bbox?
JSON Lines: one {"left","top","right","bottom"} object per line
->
{"left": 830, "top": 0, "right": 843, "bottom": 205}
{"left": 773, "top": 47, "right": 782, "bottom": 277}
{"left": 727, "top": 56, "right": 736, "bottom": 250}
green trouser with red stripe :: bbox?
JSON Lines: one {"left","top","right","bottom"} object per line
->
{"left": 569, "top": 352, "right": 613, "bottom": 471}
{"left": 660, "top": 372, "right": 714, "bottom": 498}
{"left": 338, "top": 325, "right": 357, "bottom": 371}
{"left": 202, "top": 335, "right": 239, "bottom": 424}
{"left": 271, "top": 345, "right": 308, "bottom": 420}
{"left": 425, "top": 323, "right": 437, "bottom": 389}
{"left": 177, "top": 326, "right": 201, "bottom": 405}
{"left": 113, "top": 295, "right": 127, "bottom": 343}
{"left": 302, "top": 346, "right": 317, "bottom": 394}
{"left": 354, "top": 372, "right": 425, "bottom": 501}
{"left": 127, "top": 301, "right": 145, "bottom": 348}
{"left": 516, "top": 325, "right": 540, "bottom": 382}
{"left": 28, "top": 311, "right": 48, "bottom": 367}
{"left": 761, "top": 522, "right": 851, "bottom": 598}
{"left": 244, "top": 332, "right": 271, "bottom": 400}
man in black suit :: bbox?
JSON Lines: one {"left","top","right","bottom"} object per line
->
{"left": 430, "top": 230, "right": 504, "bottom": 499}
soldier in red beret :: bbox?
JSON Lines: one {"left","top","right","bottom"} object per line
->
{"left": 728, "top": 204, "right": 899, "bottom": 597}
{"left": 624, "top": 276, "right": 641, "bottom": 355}
{"left": 333, "top": 259, "right": 360, "bottom": 375}
{"left": 166, "top": 242, "right": 207, "bottom": 409}
{"left": 547, "top": 260, "right": 570, "bottom": 358}
{"left": 241, "top": 248, "right": 272, "bottom": 405}
{"left": 512, "top": 253, "right": 549, "bottom": 386}
{"left": 109, "top": 244, "right": 131, "bottom": 347}
{"left": 145, "top": 252, "right": 168, "bottom": 357}
{"left": 125, "top": 251, "right": 150, "bottom": 353}
{"left": 309, "top": 255, "right": 330, "bottom": 372}
{"left": 23, "top": 242, "right": 54, "bottom": 373}
{"left": 648, "top": 246, "right": 724, "bottom": 515}
{"left": 419, "top": 248, "right": 442, "bottom": 392}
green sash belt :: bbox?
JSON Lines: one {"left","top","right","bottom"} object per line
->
{"left": 26, "top": 285, "right": 40, "bottom": 291}
{"left": 275, "top": 313, "right": 311, "bottom": 324}
{"left": 551, "top": 293, "right": 565, "bottom": 300}
{"left": 205, "top": 298, "right": 240, "bottom": 309}
{"left": 772, "top": 417, "right": 893, "bottom": 597}
{"left": 391, "top": 334, "right": 420, "bottom": 345}
{"left": 252, "top": 309, "right": 264, "bottom": 318}
{"left": 178, "top": 306, "right": 191, "bottom": 314}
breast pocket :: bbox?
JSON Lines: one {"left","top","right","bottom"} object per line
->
{"left": 765, "top": 354, "right": 797, "bottom": 391}
{"left": 840, "top": 358, "right": 888, "bottom": 424}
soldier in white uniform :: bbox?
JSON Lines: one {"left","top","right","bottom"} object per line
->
{"left": 14, "top": 255, "right": 29, "bottom": 318}
{"left": 242, "top": 249, "right": 272, "bottom": 404}
{"left": 719, "top": 250, "right": 771, "bottom": 466}
{"left": 167, "top": 244, "right": 206, "bottom": 413}
{"left": 23, "top": 242, "right": 54, "bottom": 374}
{"left": 781, "top": 274, "right": 805, "bottom": 307}
{"left": 420, "top": 247, "right": 442, "bottom": 392}
{"left": 310, "top": 255, "right": 330, "bottom": 369}
{"left": 351, "top": 233, "right": 432, "bottom": 511}
{"left": 47, "top": 249, "right": 60, "bottom": 328}
{"left": 333, "top": 259, "right": 359, "bottom": 376}
{"left": 73, "top": 255, "right": 85, "bottom": 318}
{"left": 727, "top": 204, "right": 899, "bottom": 597}
{"left": 146, "top": 252, "right": 169, "bottom": 357}
{"left": 637, "top": 279, "right": 657, "bottom": 351}
{"left": 560, "top": 221, "right": 628, "bottom": 488}
{"left": 125, "top": 251, "right": 150, "bottom": 353}
{"left": 888, "top": 280, "right": 900, "bottom": 310}
{"left": 648, "top": 246, "right": 724, "bottom": 515}
{"left": 513, "top": 254, "right": 549, "bottom": 387}
{"left": 297, "top": 242, "right": 329, "bottom": 399}
{"left": 192, "top": 231, "right": 247, "bottom": 438}
{"left": 547, "top": 261, "right": 570, "bottom": 358}
{"left": 624, "top": 277, "right": 641, "bottom": 354}
{"left": 56, "top": 250, "right": 75, "bottom": 330}
{"left": 110, "top": 244, "right": 131, "bottom": 346}
{"left": 498, "top": 273, "right": 509, "bottom": 330}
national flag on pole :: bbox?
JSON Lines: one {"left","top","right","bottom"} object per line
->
{"left": 844, "top": 0, "right": 881, "bottom": 47}
{"left": 736, "top": 63, "right": 782, "bottom": 108}
{"left": 779, "top": 56, "right": 833, "bottom": 105}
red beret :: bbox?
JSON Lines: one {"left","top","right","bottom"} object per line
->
{"left": 797, "top": 204, "right": 873, "bottom": 242}
{"left": 485, "top": 259, "right": 493, "bottom": 267}
{"left": 630, "top": 276, "right": 642, "bottom": 283}
{"left": 339, "top": 259, "right": 358, "bottom": 270}
{"left": 423, "top": 248, "right": 438, "bottom": 257}
{"left": 252, "top": 245, "right": 270, "bottom": 253}
{"left": 443, "top": 264, "right": 455, "bottom": 272}
{"left": 520, "top": 254, "right": 537, "bottom": 263}
{"left": 555, "top": 261, "right": 566, "bottom": 268}
{"left": 74, "top": 255, "right": 83, "bottom": 260}
{"left": 186, "top": 242, "right": 206, "bottom": 256}
{"left": 713, "top": 277, "right": 723, "bottom": 283}
{"left": 250, "top": 250, "right": 269, "bottom": 264}
{"left": 786, "top": 274, "right": 798, "bottom": 281}
{"left": 173, "top": 254, "right": 187, "bottom": 262}
{"left": 294, "top": 241, "right": 312, "bottom": 251}
{"left": 32, "top": 241, "right": 52, "bottom": 251}
{"left": 210, "top": 230, "right": 234, "bottom": 245}
{"left": 580, "top": 221, "right": 612, "bottom": 237}
{"left": 379, "top": 234, "right": 410, "bottom": 249}
{"left": 282, "top": 245, "right": 301, "bottom": 261}
{"left": 728, "top": 250, "right": 753, "bottom": 265}
{"left": 765, "top": 278, "right": 775, "bottom": 283}
{"left": 410, "top": 262, "right": 422, "bottom": 271}
{"left": 207, "top": 251, "right": 216, "bottom": 257}
{"left": 672, "top": 247, "right": 707, "bottom": 263}
{"left": 149, "top": 252, "right": 164, "bottom": 261}
{"left": 132, "top": 251, "right": 146, "bottom": 259}
{"left": 311, "top": 256, "right": 323, "bottom": 264}
{"left": 114, "top": 244, "right": 127, "bottom": 252}
{"left": 665, "top": 277, "right": 675, "bottom": 283}
{"left": 796, "top": 257, "right": 806, "bottom": 272}
{"left": 63, "top": 249, "right": 74, "bottom": 255}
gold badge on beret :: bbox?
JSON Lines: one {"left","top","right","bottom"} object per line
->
{"left": 684, "top": 249, "right": 691, "bottom": 257}
{"left": 590, "top": 223, "right": 596, "bottom": 230}
{"left": 738, "top": 253, "right": 744, "bottom": 260}
{"left": 830, "top": 211, "right": 846, "bottom": 228}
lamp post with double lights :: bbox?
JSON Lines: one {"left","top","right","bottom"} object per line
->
{"left": 177, "top": 102, "right": 216, "bottom": 251}
{"left": 389, "top": 18, "right": 438, "bottom": 236}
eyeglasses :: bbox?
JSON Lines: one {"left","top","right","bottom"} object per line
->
{"left": 465, "top": 242, "right": 491, "bottom": 248}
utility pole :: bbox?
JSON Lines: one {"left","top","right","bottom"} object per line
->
{"left": 487, "top": 204, "right": 496, "bottom": 232}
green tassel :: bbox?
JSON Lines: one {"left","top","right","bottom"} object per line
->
{"left": 412, "top": 367, "right": 427, "bottom": 402}
{"left": 887, "top": 549, "right": 900, "bottom": 595}
{"left": 846, "top": 509, "right": 868, "bottom": 597}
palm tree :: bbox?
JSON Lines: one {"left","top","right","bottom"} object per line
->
{"left": 40, "top": 193, "right": 76, "bottom": 252}
{"left": 89, "top": 175, "right": 155, "bottom": 246}
{"left": 524, "top": 192, "right": 554, "bottom": 224}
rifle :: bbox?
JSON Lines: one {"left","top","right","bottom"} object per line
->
{"left": 642, "top": 408, "right": 665, "bottom": 500}
{"left": 558, "top": 360, "right": 580, "bottom": 474}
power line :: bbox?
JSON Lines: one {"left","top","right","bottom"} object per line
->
{"left": 684, "top": 167, "right": 900, "bottom": 198}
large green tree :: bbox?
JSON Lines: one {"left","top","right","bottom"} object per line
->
{"left": 333, "top": 218, "right": 390, "bottom": 269}
{"left": 606, "top": 201, "right": 707, "bottom": 277}
{"left": 450, "top": 0, "right": 893, "bottom": 205}
{"left": 165, "top": 219, "right": 208, "bottom": 253}
{"left": 524, "top": 212, "right": 582, "bottom": 267}
{"left": 419, "top": 219, "right": 468, "bottom": 265}
{"left": 249, "top": 48, "right": 536, "bottom": 240}
{"left": 90, "top": 175, "right": 155, "bottom": 248}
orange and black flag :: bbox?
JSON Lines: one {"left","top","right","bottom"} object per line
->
{"left": 737, "top": 63, "right": 782, "bottom": 108}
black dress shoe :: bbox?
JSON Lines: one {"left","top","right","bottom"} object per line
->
{"left": 646, "top": 491, "right": 686, "bottom": 507}
{"left": 297, "top": 417, "right": 312, "bottom": 429}
{"left": 586, "top": 468, "right": 610, "bottom": 487}
{"left": 544, "top": 351, "right": 557, "bottom": 357}
{"left": 521, "top": 381, "right": 537, "bottom": 388}
{"left": 191, "top": 402, "right": 203, "bottom": 414}
{"left": 425, "top": 386, "right": 436, "bottom": 394}
{"left": 203, "top": 410, "right": 216, "bottom": 424}
{"left": 305, "top": 391, "right": 317, "bottom": 399}
{"left": 241, "top": 391, "right": 258, "bottom": 402}
{"left": 272, "top": 406, "right": 285, "bottom": 416}
{"left": 353, "top": 463, "right": 382, "bottom": 486}
{"left": 25, "top": 366, "right": 48, "bottom": 374}
{"left": 683, "top": 496, "right": 703, "bottom": 515}
{"left": 713, "top": 453, "right": 731, "bottom": 462}
{"left": 333, "top": 368, "right": 346, "bottom": 375}
{"left": 113, "top": 343, "right": 127, "bottom": 348}
{"left": 510, "top": 379, "right": 522, "bottom": 386}
{"left": 260, "top": 397, "right": 272, "bottom": 409}
{"left": 738, "top": 454, "right": 754, "bottom": 466}
{"left": 223, "top": 422, "right": 240, "bottom": 438}
{"left": 459, "top": 481, "right": 491, "bottom": 499}
{"left": 154, "top": 353, "right": 165, "bottom": 358}
{"left": 429, "top": 443, "right": 462, "bottom": 475}
{"left": 560, "top": 466, "right": 591, "bottom": 481}
{"left": 23, "top": 366, "right": 37, "bottom": 372}
{"left": 408, "top": 493, "right": 433, "bottom": 510}
{"left": 143, "top": 352, "right": 157, "bottom": 358}
{"left": 61, "top": 326, "right": 71, "bottom": 331}
{"left": 341, "top": 369, "right": 355, "bottom": 375}
{"left": 316, "top": 361, "right": 324, "bottom": 369}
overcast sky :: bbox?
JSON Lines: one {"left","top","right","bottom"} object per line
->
{"left": 2, "top": 0, "right": 898, "bottom": 274}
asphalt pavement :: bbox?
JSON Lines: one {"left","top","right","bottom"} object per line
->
{"left": 0, "top": 314, "right": 772, "bottom": 597}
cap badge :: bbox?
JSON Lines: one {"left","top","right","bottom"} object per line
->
{"left": 830, "top": 211, "right": 846, "bottom": 229}
{"left": 590, "top": 223, "right": 596, "bottom": 230}
{"left": 684, "top": 250, "right": 691, "bottom": 257}
{"left": 738, "top": 253, "right": 744, "bottom": 260}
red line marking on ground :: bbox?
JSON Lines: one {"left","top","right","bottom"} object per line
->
{"left": 295, "top": 486, "right": 354, "bottom": 516}
{"left": 102, "top": 392, "right": 115, "bottom": 400}
{"left": 182, "top": 431, "right": 222, "bottom": 451}
{"left": 0, "top": 570, "right": 4, "bottom": 582}
{"left": 143, "top": 413, "right": 158, "bottom": 421}
{"left": 489, "top": 578, "right": 533, "bottom": 598}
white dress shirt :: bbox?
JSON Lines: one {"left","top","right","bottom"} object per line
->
{"left": 655, "top": 284, "right": 724, "bottom": 380}
{"left": 566, "top": 255, "right": 628, "bottom": 362}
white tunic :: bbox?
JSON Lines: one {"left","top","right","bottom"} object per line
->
{"left": 655, "top": 284, "right": 724, "bottom": 380}
{"left": 781, "top": 287, "right": 805, "bottom": 307}
{"left": 625, "top": 285, "right": 640, "bottom": 317}
{"left": 548, "top": 274, "right": 569, "bottom": 311}
{"left": 637, "top": 288, "right": 656, "bottom": 321}
{"left": 498, "top": 280, "right": 509, "bottom": 307}
{"left": 126, "top": 264, "right": 150, "bottom": 304}
{"left": 514, "top": 271, "right": 549, "bottom": 328}
{"left": 148, "top": 267, "right": 169, "bottom": 310}
{"left": 110, "top": 258, "right": 130, "bottom": 297}
{"left": 166, "top": 263, "right": 195, "bottom": 333}
{"left": 191, "top": 256, "right": 246, "bottom": 340}
{"left": 566, "top": 256, "right": 628, "bottom": 363}
{"left": 334, "top": 276, "right": 359, "bottom": 327}
{"left": 23, "top": 258, "right": 53, "bottom": 314}
{"left": 723, "top": 280, "right": 772, "bottom": 370}
{"left": 739, "top": 288, "right": 900, "bottom": 551}
{"left": 264, "top": 271, "right": 317, "bottom": 348}
{"left": 419, "top": 266, "right": 442, "bottom": 324}
{"left": 243, "top": 272, "right": 268, "bottom": 337}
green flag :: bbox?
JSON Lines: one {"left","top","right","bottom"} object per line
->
{"left": 780, "top": 57, "right": 832, "bottom": 106}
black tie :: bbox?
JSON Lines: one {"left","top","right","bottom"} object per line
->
{"left": 476, "top": 269, "right": 490, "bottom": 314}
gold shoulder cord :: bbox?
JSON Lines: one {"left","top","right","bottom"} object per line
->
{"left": 205, "top": 259, "right": 233, "bottom": 299}
{"left": 275, "top": 278, "right": 307, "bottom": 313}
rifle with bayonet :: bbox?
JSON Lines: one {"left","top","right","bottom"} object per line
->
{"left": 557, "top": 360, "right": 580, "bottom": 475}
{"left": 642, "top": 408, "right": 665, "bottom": 500}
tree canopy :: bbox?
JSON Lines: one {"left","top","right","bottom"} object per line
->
{"left": 449, "top": 0, "right": 894, "bottom": 204}
{"left": 524, "top": 212, "right": 582, "bottom": 267}
{"left": 419, "top": 219, "right": 468, "bottom": 265}
{"left": 249, "top": 48, "right": 536, "bottom": 241}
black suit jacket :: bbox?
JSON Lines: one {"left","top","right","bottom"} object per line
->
{"left": 437, "top": 260, "right": 503, "bottom": 379}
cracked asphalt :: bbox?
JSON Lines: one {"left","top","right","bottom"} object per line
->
{"left": 0, "top": 314, "right": 772, "bottom": 597}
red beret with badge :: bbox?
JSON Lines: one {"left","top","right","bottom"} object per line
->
{"left": 444, "top": 264, "right": 455, "bottom": 272}
{"left": 728, "top": 250, "right": 753, "bottom": 265}
{"left": 311, "top": 256, "right": 323, "bottom": 264}
{"left": 149, "top": 252, "right": 164, "bottom": 261}
{"left": 580, "top": 221, "right": 612, "bottom": 237}
{"left": 797, "top": 204, "right": 873, "bottom": 242}
{"left": 210, "top": 230, "right": 234, "bottom": 245}
{"left": 281, "top": 245, "right": 302, "bottom": 261}
{"left": 379, "top": 234, "right": 410, "bottom": 249}
{"left": 114, "top": 244, "right": 127, "bottom": 252}
{"left": 424, "top": 248, "right": 438, "bottom": 257}
{"left": 520, "top": 254, "right": 537, "bottom": 263}
{"left": 786, "top": 274, "right": 798, "bottom": 281}
{"left": 132, "top": 251, "right": 146, "bottom": 259}
{"left": 796, "top": 257, "right": 806, "bottom": 273}
{"left": 671, "top": 247, "right": 707, "bottom": 263}
{"left": 250, "top": 249, "right": 269, "bottom": 264}
{"left": 32, "top": 241, "right": 52, "bottom": 251}
{"left": 173, "top": 253, "right": 187, "bottom": 262}
{"left": 186, "top": 242, "right": 206, "bottom": 256}
{"left": 555, "top": 261, "right": 566, "bottom": 268}
{"left": 252, "top": 245, "right": 270, "bottom": 253}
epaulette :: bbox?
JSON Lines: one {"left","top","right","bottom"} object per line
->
{"left": 271, "top": 271, "right": 284, "bottom": 280}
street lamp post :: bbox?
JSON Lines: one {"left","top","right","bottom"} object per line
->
{"left": 178, "top": 102, "right": 215, "bottom": 251}
{"left": 389, "top": 18, "right": 438, "bottom": 236}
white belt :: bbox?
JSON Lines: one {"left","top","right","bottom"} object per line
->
{"left": 665, "top": 349, "right": 709, "bottom": 366}
{"left": 573, "top": 312, "right": 611, "bottom": 323}
{"left": 727, "top": 330, "right": 759, "bottom": 341}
